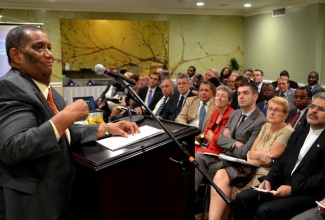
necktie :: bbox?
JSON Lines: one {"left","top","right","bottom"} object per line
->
{"left": 155, "top": 96, "right": 168, "bottom": 116}
{"left": 48, "top": 89, "right": 70, "bottom": 143}
{"left": 47, "top": 89, "right": 59, "bottom": 114}
{"left": 262, "top": 101, "right": 267, "bottom": 116}
{"left": 174, "top": 95, "right": 185, "bottom": 118}
{"left": 290, "top": 110, "right": 301, "bottom": 127}
{"left": 198, "top": 102, "right": 206, "bottom": 131}
{"left": 280, "top": 93, "right": 285, "bottom": 98}
{"left": 148, "top": 90, "right": 153, "bottom": 105}
{"left": 236, "top": 114, "right": 247, "bottom": 129}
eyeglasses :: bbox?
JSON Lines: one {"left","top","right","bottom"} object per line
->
{"left": 308, "top": 104, "right": 325, "bottom": 112}
{"left": 177, "top": 82, "right": 189, "bottom": 86}
{"left": 267, "top": 107, "right": 284, "bottom": 113}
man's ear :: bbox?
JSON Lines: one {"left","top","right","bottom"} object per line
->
{"left": 9, "top": 48, "right": 22, "bottom": 64}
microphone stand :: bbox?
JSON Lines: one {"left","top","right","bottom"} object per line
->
{"left": 116, "top": 79, "right": 231, "bottom": 214}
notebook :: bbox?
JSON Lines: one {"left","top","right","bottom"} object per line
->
{"left": 72, "top": 96, "right": 101, "bottom": 113}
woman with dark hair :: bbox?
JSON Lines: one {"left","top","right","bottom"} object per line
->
{"left": 220, "top": 67, "right": 231, "bottom": 85}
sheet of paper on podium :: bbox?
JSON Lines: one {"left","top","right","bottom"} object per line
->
{"left": 96, "top": 125, "right": 165, "bottom": 151}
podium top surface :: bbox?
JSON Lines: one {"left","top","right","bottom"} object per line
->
{"left": 72, "top": 117, "right": 200, "bottom": 171}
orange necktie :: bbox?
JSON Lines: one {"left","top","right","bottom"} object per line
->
{"left": 47, "top": 89, "right": 70, "bottom": 143}
{"left": 47, "top": 88, "right": 59, "bottom": 114}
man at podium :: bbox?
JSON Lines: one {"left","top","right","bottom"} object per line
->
{"left": 0, "top": 25, "right": 139, "bottom": 220}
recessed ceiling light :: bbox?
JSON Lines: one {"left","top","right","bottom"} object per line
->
{"left": 244, "top": 3, "right": 252, "bottom": 7}
{"left": 197, "top": 2, "right": 204, "bottom": 6}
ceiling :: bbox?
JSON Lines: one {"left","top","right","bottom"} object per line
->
{"left": 0, "top": 0, "right": 324, "bottom": 16}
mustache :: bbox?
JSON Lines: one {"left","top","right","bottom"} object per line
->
{"left": 307, "top": 112, "right": 318, "bottom": 119}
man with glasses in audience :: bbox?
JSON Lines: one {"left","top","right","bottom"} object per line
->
{"left": 161, "top": 73, "right": 196, "bottom": 121}
{"left": 234, "top": 92, "right": 325, "bottom": 220}
{"left": 252, "top": 69, "right": 265, "bottom": 94}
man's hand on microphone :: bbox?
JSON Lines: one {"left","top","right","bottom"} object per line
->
{"left": 97, "top": 121, "right": 140, "bottom": 139}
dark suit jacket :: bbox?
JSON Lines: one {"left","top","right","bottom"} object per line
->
{"left": 161, "top": 90, "right": 196, "bottom": 121}
{"left": 134, "top": 86, "right": 162, "bottom": 111}
{"left": 285, "top": 108, "right": 309, "bottom": 130}
{"left": 218, "top": 108, "right": 267, "bottom": 159}
{"left": 98, "top": 79, "right": 116, "bottom": 101}
{"left": 311, "top": 83, "right": 325, "bottom": 96}
{"left": 0, "top": 69, "right": 99, "bottom": 219}
{"left": 266, "top": 126, "right": 325, "bottom": 199}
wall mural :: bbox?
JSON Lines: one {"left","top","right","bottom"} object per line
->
{"left": 60, "top": 19, "right": 169, "bottom": 74}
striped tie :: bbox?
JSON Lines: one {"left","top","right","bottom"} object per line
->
{"left": 47, "top": 89, "right": 59, "bottom": 114}
{"left": 155, "top": 96, "right": 167, "bottom": 116}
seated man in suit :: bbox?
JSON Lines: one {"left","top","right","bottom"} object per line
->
{"left": 195, "top": 82, "right": 266, "bottom": 192}
{"left": 152, "top": 78, "right": 175, "bottom": 117}
{"left": 291, "top": 198, "right": 325, "bottom": 220}
{"left": 176, "top": 81, "right": 216, "bottom": 132}
{"left": 272, "top": 70, "right": 299, "bottom": 89}
{"left": 234, "top": 92, "right": 325, "bottom": 220}
{"left": 257, "top": 83, "right": 276, "bottom": 116}
{"left": 231, "top": 76, "right": 248, "bottom": 110}
{"left": 308, "top": 71, "right": 325, "bottom": 97}
{"left": 134, "top": 71, "right": 162, "bottom": 114}
{"left": 285, "top": 86, "right": 311, "bottom": 129}
{"left": 161, "top": 73, "right": 196, "bottom": 121}
{"left": 138, "top": 74, "right": 149, "bottom": 88}
{"left": 276, "top": 76, "right": 296, "bottom": 111}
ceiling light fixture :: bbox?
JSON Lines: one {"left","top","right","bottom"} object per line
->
{"left": 197, "top": 2, "right": 204, "bottom": 6}
{"left": 244, "top": 3, "right": 252, "bottom": 7}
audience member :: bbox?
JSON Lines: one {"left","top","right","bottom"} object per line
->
{"left": 271, "top": 70, "right": 299, "bottom": 89}
{"left": 187, "top": 65, "right": 196, "bottom": 84}
{"left": 220, "top": 67, "right": 231, "bottom": 85}
{"left": 243, "top": 69, "right": 254, "bottom": 83}
{"left": 227, "top": 75, "right": 237, "bottom": 91}
{"left": 234, "top": 92, "right": 325, "bottom": 220}
{"left": 209, "top": 97, "right": 293, "bottom": 220}
{"left": 230, "top": 76, "right": 248, "bottom": 109}
{"left": 161, "top": 73, "right": 196, "bottom": 121}
{"left": 308, "top": 71, "right": 325, "bottom": 96}
{"left": 0, "top": 25, "right": 139, "bottom": 219}
{"left": 208, "top": 77, "right": 221, "bottom": 93}
{"left": 276, "top": 76, "right": 296, "bottom": 111}
{"left": 231, "top": 70, "right": 240, "bottom": 78}
{"left": 153, "top": 79, "right": 175, "bottom": 117}
{"left": 192, "top": 73, "right": 203, "bottom": 92}
{"left": 257, "top": 83, "right": 276, "bottom": 116}
{"left": 138, "top": 74, "right": 149, "bottom": 88}
{"left": 285, "top": 86, "right": 312, "bottom": 130}
{"left": 291, "top": 198, "right": 325, "bottom": 220}
{"left": 204, "top": 69, "right": 215, "bottom": 81}
{"left": 176, "top": 81, "right": 215, "bottom": 132}
{"left": 134, "top": 71, "right": 162, "bottom": 114}
{"left": 194, "top": 86, "right": 233, "bottom": 191}
{"left": 252, "top": 69, "right": 265, "bottom": 93}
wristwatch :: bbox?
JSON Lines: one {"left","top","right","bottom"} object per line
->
{"left": 104, "top": 123, "right": 111, "bottom": 137}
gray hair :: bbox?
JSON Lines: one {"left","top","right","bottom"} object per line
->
{"left": 176, "top": 72, "right": 190, "bottom": 83}
{"left": 216, "top": 85, "right": 233, "bottom": 102}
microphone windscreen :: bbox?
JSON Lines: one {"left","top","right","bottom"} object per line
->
{"left": 94, "top": 64, "right": 105, "bottom": 75}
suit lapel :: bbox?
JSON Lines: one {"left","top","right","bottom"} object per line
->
{"left": 294, "top": 129, "right": 325, "bottom": 172}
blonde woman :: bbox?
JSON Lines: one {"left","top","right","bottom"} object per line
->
{"left": 209, "top": 97, "right": 294, "bottom": 220}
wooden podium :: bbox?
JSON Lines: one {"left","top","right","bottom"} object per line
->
{"left": 70, "top": 117, "right": 200, "bottom": 220}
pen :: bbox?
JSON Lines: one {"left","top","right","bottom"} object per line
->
{"left": 267, "top": 149, "right": 275, "bottom": 163}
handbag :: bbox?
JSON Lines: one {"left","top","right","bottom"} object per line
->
{"left": 222, "top": 160, "right": 257, "bottom": 187}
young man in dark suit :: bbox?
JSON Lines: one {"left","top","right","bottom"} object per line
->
{"left": 234, "top": 92, "right": 325, "bottom": 220}
{"left": 134, "top": 71, "right": 162, "bottom": 114}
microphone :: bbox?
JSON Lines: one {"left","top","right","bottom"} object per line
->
{"left": 94, "top": 64, "right": 136, "bottom": 86}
